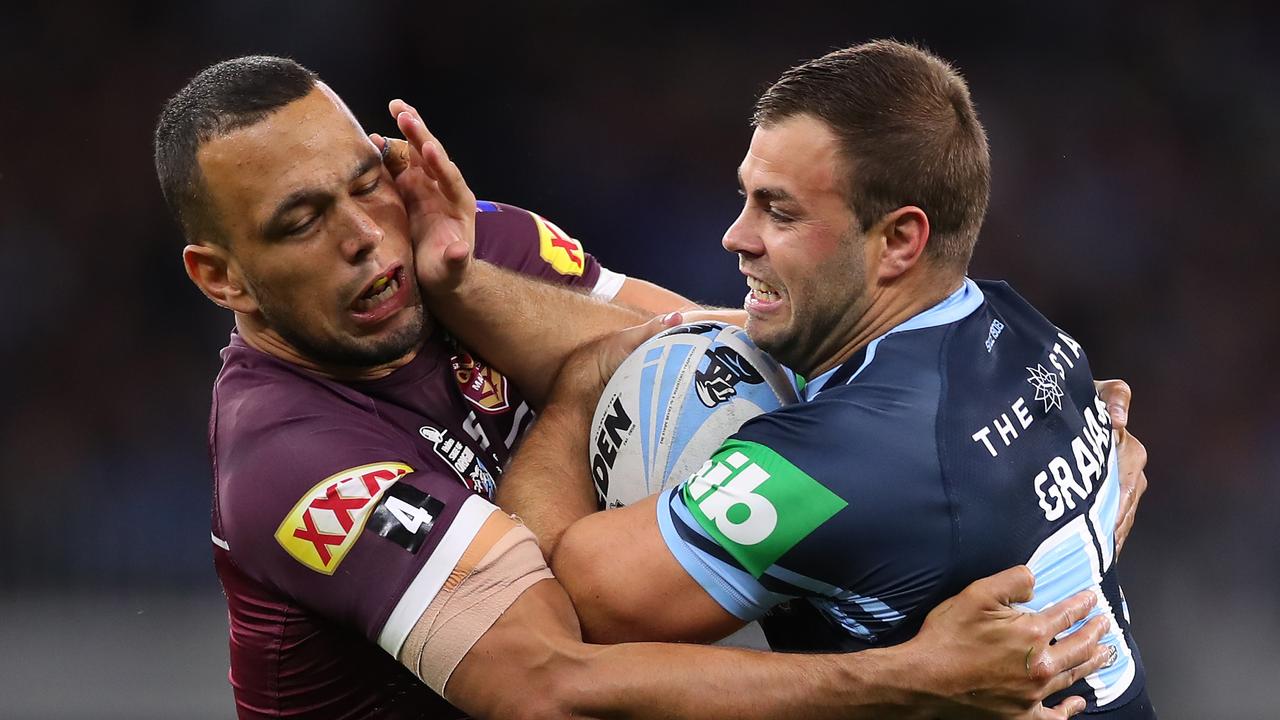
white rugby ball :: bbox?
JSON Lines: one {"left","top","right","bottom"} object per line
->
{"left": 588, "top": 321, "right": 799, "bottom": 509}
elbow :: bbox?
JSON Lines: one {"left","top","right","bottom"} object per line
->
{"left": 496, "top": 645, "right": 595, "bottom": 720}
{"left": 551, "top": 520, "right": 648, "bottom": 644}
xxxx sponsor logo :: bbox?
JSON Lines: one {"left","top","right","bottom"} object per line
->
{"left": 684, "top": 441, "right": 845, "bottom": 577}
{"left": 452, "top": 352, "right": 510, "bottom": 414}
{"left": 275, "top": 461, "right": 413, "bottom": 574}
{"left": 532, "top": 212, "right": 585, "bottom": 277}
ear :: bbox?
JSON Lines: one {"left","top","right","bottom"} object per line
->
{"left": 183, "top": 243, "right": 259, "bottom": 314}
{"left": 874, "top": 206, "right": 930, "bottom": 281}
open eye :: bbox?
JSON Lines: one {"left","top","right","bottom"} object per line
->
{"left": 767, "top": 206, "right": 795, "bottom": 224}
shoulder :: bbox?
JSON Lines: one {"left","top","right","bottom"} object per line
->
{"left": 211, "top": 346, "right": 443, "bottom": 563}
{"left": 473, "top": 200, "right": 602, "bottom": 286}
{"left": 734, "top": 351, "right": 945, "bottom": 494}
{"left": 213, "top": 343, "right": 385, "bottom": 480}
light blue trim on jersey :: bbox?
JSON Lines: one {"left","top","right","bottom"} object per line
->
{"left": 655, "top": 486, "right": 908, "bottom": 627}
{"left": 813, "top": 278, "right": 986, "bottom": 398}
{"left": 656, "top": 487, "right": 793, "bottom": 620}
{"left": 809, "top": 598, "right": 877, "bottom": 641}
{"left": 763, "top": 564, "right": 905, "bottom": 623}
{"left": 800, "top": 365, "right": 842, "bottom": 401}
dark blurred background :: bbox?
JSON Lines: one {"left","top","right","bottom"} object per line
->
{"left": 1, "top": 1, "right": 1276, "bottom": 717}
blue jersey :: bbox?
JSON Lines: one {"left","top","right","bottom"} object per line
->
{"left": 657, "top": 279, "right": 1153, "bottom": 716}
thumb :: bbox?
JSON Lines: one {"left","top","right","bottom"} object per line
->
{"left": 618, "top": 313, "right": 681, "bottom": 351}
{"left": 971, "top": 565, "right": 1036, "bottom": 607}
{"left": 440, "top": 237, "right": 472, "bottom": 282}
{"left": 596, "top": 313, "right": 683, "bottom": 378}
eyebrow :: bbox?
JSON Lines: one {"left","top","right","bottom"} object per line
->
{"left": 736, "top": 170, "right": 795, "bottom": 204}
{"left": 261, "top": 151, "right": 383, "bottom": 236}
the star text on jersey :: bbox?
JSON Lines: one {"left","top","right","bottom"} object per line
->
{"left": 970, "top": 331, "right": 1084, "bottom": 458}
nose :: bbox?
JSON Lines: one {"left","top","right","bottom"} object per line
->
{"left": 722, "top": 208, "right": 763, "bottom": 257}
{"left": 338, "top": 201, "right": 384, "bottom": 262}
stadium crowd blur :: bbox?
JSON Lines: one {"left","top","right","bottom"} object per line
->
{"left": 1, "top": 2, "right": 1275, "bottom": 718}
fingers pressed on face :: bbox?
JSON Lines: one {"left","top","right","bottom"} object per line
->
{"left": 371, "top": 134, "right": 414, "bottom": 177}
{"left": 391, "top": 100, "right": 450, "bottom": 162}
{"left": 387, "top": 99, "right": 478, "bottom": 213}
{"left": 393, "top": 112, "right": 472, "bottom": 208}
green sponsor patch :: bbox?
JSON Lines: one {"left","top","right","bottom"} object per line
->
{"left": 682, "top": 440, "right": 846, "bottom": 576}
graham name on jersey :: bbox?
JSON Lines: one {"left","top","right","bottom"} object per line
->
{"left": 1033, "top": 393, "right": 1113, "bottom": 522}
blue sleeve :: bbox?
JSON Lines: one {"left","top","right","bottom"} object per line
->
{"left": 656, "top": 485, "right": 796, "bottom": 621}
{"left": 655, "top": 364, "right": 952, "bottom": 640}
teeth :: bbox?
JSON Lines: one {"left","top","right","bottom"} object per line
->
{"left": 355, "top": 276, "right": 399, "bottom": 312}
{"left": 746, "top": 276, "right": 780, "bottom": 300}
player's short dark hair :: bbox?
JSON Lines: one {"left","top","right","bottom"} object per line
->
{"left": 754, "top": 40, "right": 990, "bottom": 270}
{"left": 153, "top": 55, "right": 318, "bottom": 245}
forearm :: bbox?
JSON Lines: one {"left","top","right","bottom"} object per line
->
{"left": 495, "top": 385, "right": 597, "bottom": 557}
{"left": 555, "top": 640, "right": 932, "bottom": 720}
{"left": 449, "top": 574, "right": 941, "bottom": 720}
{"left": 427, "top": 261, "right": 648, "bottom": 407}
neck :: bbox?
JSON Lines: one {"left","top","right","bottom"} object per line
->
{"left": 805, "top": 273, "right": 965, "bottom": 379}
{"left": 235, "top": 314, "right": 417, "bottom": 382}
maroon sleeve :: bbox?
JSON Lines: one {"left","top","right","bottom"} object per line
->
{"left": 473, "top": 201, "right": 604, "bottom": 289}
{"left": 217, "top": 412, "right": 499, "bottom": 657}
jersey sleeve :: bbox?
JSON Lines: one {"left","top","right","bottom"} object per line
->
{"left": 657, "top": 388, "right": 951, "bottom": 639}
{"left": 217, "top": 417, "right": 501, "bottom": 660}
{"left": 473, "top": 200, "right": 624, "bottom": 299}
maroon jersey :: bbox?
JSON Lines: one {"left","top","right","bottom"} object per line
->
{"left": 210, "top": 203, "right": 609, "bottom": 719}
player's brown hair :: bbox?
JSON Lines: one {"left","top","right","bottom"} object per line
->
{"left": 153, "top": 55, "right": 318, "bottom": 245}
{"left": 754, "top": 40, "right": 990, "bottom": 270}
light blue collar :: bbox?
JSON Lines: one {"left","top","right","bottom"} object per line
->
{"left": 797, "top": 278, "right": 985, "bottom": 401}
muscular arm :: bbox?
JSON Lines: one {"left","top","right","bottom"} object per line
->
{"left": 611, "top": 275, "right": 704, "bottom": 315}
{"left": 428, "top": 261, "right": 650, "bottom": 408}
{"left": 442, "top": 533, "right": 1107, "bottom": 720}
{"left": 446, "top": 578, "right": 927, "bottom": 720}
{"left": 426, "top": 263, "right": 746, "bottom": 410}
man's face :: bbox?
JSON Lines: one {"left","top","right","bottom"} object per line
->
{"left": 197, "top": 84, "right": 423, "bottom": 368}
{"left": 722, "top": 114, "right": 870, "bottom": 376}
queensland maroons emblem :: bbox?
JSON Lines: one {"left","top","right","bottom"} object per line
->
{"left": 451, "top": 352, "right": 510, "bottom": 414}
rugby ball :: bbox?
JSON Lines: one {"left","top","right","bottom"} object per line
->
{"left": 588, "top": 322, "right": 799, "bottom": 509}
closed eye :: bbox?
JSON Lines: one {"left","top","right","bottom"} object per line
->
{"left": 284, "top": 214, "right": 320, "bottom": 236}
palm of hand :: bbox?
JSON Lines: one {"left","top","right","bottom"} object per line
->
{"left": 397, "top": 167, "right": 473, "bottom": 291}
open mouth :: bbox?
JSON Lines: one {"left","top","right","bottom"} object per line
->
{"left": 351, "top": 265, "right": 406, "bottom": 317}
{"left": 746, "top": 275, "right": 782, "bottom": 303}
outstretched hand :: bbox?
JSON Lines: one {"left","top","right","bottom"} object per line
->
{"left": 903, "top": 566, "right": 1112, "bottom": 719}
{"left": 550, "top": 313, "right": 684, "bottom": 408}
{"left": 372, "top": 99, "right": 476, "bottom": 296}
